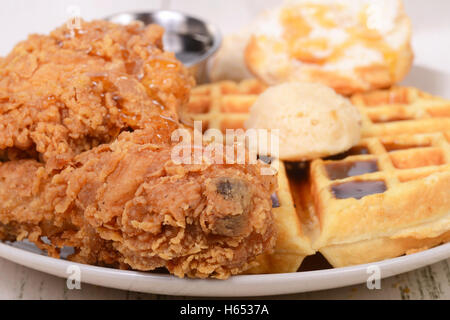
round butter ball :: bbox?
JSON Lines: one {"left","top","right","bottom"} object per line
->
{"left": 245, "top": 82, "right": 362, "bottom": 161}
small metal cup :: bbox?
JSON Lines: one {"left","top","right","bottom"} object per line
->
{"left": 105, "top": 10, "right": 222, "bottom": 83}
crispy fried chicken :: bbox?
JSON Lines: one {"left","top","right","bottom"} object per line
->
{"left": 0, "top": 20, "right": 277, "bottom": 278}
{"left": 0, "top": 126, "right": 276, "bottom": 278}
{"left": 0, "top": 20, "right": 193, "bottom": 169}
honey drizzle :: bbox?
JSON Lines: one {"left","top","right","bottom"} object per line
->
{"left": 280, "top": 3, "right": 399, "bottom": 75}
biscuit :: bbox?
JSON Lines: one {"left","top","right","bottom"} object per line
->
{"left": 245, "top": 82, "right": 362, "bottom": 161}
{"left": 245, "top": 0, "right": 413, "bottom": 95}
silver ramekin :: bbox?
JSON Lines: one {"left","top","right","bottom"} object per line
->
{"left": 105, "top": 10, "right": 222, "bottom": 83}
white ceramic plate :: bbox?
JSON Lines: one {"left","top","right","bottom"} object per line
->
{"left": 0, "top": 65, "right": 450, "bottom": 298}
{"left": 0, "top": 241, "right": 449, "bottom": 297}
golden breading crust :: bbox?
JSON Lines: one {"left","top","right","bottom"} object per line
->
{"left": 0, "top": 22, "right": 279, "bottom": 280}
{"left": 0, "top": 20, "right": 194, "bottom": 168}
{"left": 0, "top": 127, "right": 277, "bottom": 279}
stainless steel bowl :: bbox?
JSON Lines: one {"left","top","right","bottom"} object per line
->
{"left": 105, "top": 10, "right": 222, "bottom": 83}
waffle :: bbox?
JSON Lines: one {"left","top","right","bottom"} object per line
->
{"left": 187, "top": 79, "right": 266, "bottom": 132}
{"left": 309, "top": 87, "right": 450, "bottom": 266}
{"left": 352, "top": 87, "right": 450, "bottom": 138}
{"left": 186, "top": 79, "right": 315, "bottom": 274}
{"left": 185, "top": 81, "right": 450, "bottom": 271}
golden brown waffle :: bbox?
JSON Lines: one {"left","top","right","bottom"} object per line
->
{"left": 186, "top": 79, "right": 315, "bottom": 274}
{"left": 185, "top": 81, "right": 450, "bottom": 271}
{"left": 352, "top": 86, "right": 450, "bottom": 138}
{"left": 308, "top": 87, "right": 450, "bottom": 267}
{"left": 187, "top": 79, "right": 265, "bottom": 132}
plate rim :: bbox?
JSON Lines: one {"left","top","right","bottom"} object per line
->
{"left": 0, "top": 241, "right": 449, "bottom": 297}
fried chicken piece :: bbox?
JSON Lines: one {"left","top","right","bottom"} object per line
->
{"left": 0, "top": 20, "right": 193, "bottom": 168}
{"left": 0, "top": 19, "right": 277, "bottom": 279}
{"left": 0, "top": 126, "right": 276, "bottom": 278}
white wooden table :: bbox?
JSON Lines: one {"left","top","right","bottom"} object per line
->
{"left": 1, "top": 256, "right": 449, "bottom": 299}
{"left": 0, "top": 0, "right": 449, "bottom": 300}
